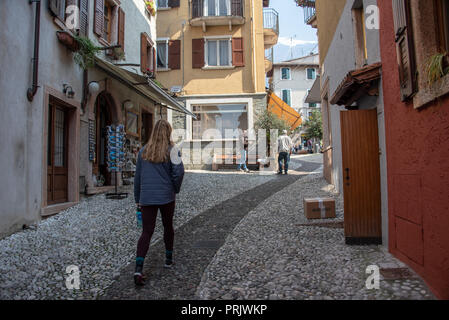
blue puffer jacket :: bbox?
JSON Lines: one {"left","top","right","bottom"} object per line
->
{"left": 134, "top": 146, "right": 185, "bottom": 205}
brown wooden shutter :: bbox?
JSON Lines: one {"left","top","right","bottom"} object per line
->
{"left": 231, "top": 0, "right": 243, "bottom": 16}
{"left": 79, "top": 0, "right": 89, "bottom": 36}
{"left": 168, "top": 0, "right": 180, "bottom": 8}
{"left": 192, "top": 38, "right": 204, "bottom": 68}
{"left": 94, "top": 0, "right": 104, "bottom": 37}
{"left": 153, "top": 47, "right": 157, "bottom": 73}
{"left": 168, "top": 40, "right": 181, "bottom": 70}
{"left": 118, "top": 7, "right": 125, "bottom": 52}
{"left": 392, "top": 0, "right": 416, "bottom": 101}
{"left": 141, "top": 33, "right": 148, "bottom": 73}
{"left": 232, "top": 37, "right": 244, "bottom": 67}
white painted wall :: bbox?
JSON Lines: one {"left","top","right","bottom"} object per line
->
{"left": 0, "top": 1, "right": 84, "bottom": 238}
{"left": 321, "top": 0, "right": 388, "bottom": 246}
{"left": 272, "top": 56, "right": 320, "bottom": 122}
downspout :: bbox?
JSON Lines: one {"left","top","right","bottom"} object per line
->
{"left": 251, "top": 0, "right": 258, "bottom": 93}
{"left": 27, "top": 0, "right": 41, "bottom": 102}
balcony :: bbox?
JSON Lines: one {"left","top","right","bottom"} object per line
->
{"left": 265, "top": 48, "right": 274, "bottom": 75}
{"left": 263, "top": 8, "right": 279, "bottom": 49}
{"left": 295, "top": 0, "right": 317, "bottom": 27}
{"left": 190, "top": 0, "right": 245, "bottom": 31}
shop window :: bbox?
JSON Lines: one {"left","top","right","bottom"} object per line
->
{"left": 192, "top": 104, "right": 248, "bottom": 140}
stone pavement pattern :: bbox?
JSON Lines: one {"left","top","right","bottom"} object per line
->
{"left": 0, "top": 154, "right": 435, "bottom": 300}
{"left": 100, "top": 157, "right": 321, "bottom": 299}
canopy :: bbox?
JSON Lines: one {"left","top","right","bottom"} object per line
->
{"left": 267, "top": 91, "right": 302, "bottom": 130}
{"left": 94, "top": 57, "right": 196, "bottom": 118}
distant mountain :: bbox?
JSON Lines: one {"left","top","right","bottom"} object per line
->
{"left": 273, "top": 43, "right": 318, "bottom": 63}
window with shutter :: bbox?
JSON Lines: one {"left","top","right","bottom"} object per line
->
{"left": 94, "top": 0, "right": 105, "bottom": 37}
{"left": 49, "top": 0, "right": 62, "bottom": 17}
{"left": 192, "top": 38, "right": 205, "bottom": 68}
{"left": 118, "top": 8, "right": 125, "bottom": 53}
{"left": 79, "top": 0, "right": 89, "bottom": 36}
{"left": 232, "top": 37, "right": 244, "bottom": 67}
{"left": 168, "top": 0, "right": 180, "bottom": 8}
{"left": 392, "top": 0, "right": 416, "bottom": 101}
{"left": 141, "top": 33, "right": 148, "bottom": 73}
{"left": 168, "top": 40, "right": 181, "bottom": 70}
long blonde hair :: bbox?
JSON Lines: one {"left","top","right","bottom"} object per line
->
{"left": 142, "top": 119, "right": 174, "bottom": 163}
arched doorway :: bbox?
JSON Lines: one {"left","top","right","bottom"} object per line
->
{"left": 93, "top": 92, "right": 116, "bottom": 186}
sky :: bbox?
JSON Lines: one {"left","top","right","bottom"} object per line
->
{"left": 268, "top": 0, "right": 318, "bottom": 62}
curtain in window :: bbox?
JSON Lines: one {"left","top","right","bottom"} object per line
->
{"left": 207, "top": 41, "right": 218, "bottom": 66}
{"left": 208, "top": 0, "right": 216, "bottom": 16}
{"left": 282, "top": 90, "right": 291, "bottom": 105}
{"left": 158, "top": 0, "right": 168, "bottom": 8}
{"left": 157, "top": 43, "right": 167, "bottom": 68}
{"left": 219, "top": 40, "right": 229, "bottom": 65}
{"left": 219, "top": 0, "right": 228, "bottom": 15}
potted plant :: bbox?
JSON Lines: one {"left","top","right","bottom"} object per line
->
{"left": 73, "top": 35, "right": 102, "bottom": 70}
{"left": 56, "top": 31, "right": 80, "bottom": 52}
{"left": 144, "top": 0, "right": 156, "bottom": 16}
{"left": 107, "top": 47, "right": 126, "bottom": 61}
{"left": 426, "top": 52, "right": 449, "bottom": 86}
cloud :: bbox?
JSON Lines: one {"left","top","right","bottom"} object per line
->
{"left": 277, "top": 37, "right": 318, "bottom": 47}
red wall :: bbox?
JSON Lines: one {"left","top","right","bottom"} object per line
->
{"left": 379, "top": 2, "right": 449, "bottom": 299}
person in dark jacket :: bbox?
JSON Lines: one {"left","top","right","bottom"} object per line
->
{"left": 133, "top": 119, "right": 184, "bottom": 286}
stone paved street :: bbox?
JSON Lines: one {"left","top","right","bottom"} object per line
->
{"left": 0, "top": 154, "right": 435, "bottom": 300}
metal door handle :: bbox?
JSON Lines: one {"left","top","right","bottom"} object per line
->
{"left": 345, "top": 168, "right": 350, "bottom": 186}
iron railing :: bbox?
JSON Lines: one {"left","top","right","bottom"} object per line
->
{"left": 191, "top": 0, "right": 244, "bottom": 19}
{"left": 295, "top": 0, "right": 316, "bottom": 24}
{"left": 265, "top": 48, "right": 274, "bottom": 63}
{"left": 263, "top": 8, "right": 279, "bottom": 35}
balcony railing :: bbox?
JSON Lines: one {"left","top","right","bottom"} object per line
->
{"left": 191, "top": 0, "right": 243, "bottom": 19}
{"left": 295, "top": 0, "right": 316, "bottom": 24}
{"left": 263, "top": 8, "right": 279, "bottom": 35}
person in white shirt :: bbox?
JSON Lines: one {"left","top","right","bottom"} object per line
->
{"left": 277, "top": 130, "right": 293, "bottom": 175}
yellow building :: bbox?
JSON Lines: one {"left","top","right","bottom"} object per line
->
{"left": 155, "top": 0, "right": 278, "bottom": 154}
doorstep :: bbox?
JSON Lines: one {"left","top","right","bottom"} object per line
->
{"left": 41, "top": 202, "right": 78, "bottom": 217}
{"left": 86, "top": 186, "right": 116, "bottom": 195}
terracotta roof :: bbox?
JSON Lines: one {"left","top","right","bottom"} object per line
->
{"left": 330, "top": 62, "right": 382, "bottom": 106}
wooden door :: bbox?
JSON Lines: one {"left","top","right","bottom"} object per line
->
{"left": 340, "top": 109, "right": 382, "bottom": 244}
{"left": 47, "top": 102, "right": 68, "bottom": 205}
{"left": 141, "top": 112, "right": 153, "bottom": 145}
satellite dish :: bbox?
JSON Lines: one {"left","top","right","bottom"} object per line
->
{"left": 170, "top": 86, "right": 182, "bottom": 93}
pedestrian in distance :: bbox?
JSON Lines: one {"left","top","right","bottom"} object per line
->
{"left": 278, "top": 129, "right": 293, "bottom": 175}
{"left": 133, "top": 119, "right": 185, "bottom": 286}
{"left": 237, "top": 129, "right": 250, "bottom": 173}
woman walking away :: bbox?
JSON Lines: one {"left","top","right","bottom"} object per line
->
{"left": 133, "top": 119, "right": 184, "bottom": 286}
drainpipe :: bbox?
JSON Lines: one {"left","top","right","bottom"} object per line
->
{"left": 27, "top": 0, "right": 41, "bottom": 102}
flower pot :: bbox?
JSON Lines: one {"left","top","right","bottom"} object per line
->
{"left": 56, "top": 31, "right": 80, "bottom": 52}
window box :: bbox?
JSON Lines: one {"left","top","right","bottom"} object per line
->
{"left": 144, "top": 0, "right": 157, "bottom": 16}
{"left": 56, "top": 31, "right": 80, "bottom": 52}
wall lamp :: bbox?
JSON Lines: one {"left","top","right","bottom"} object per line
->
{"left": 63, "top": 84, "right": 75, "bottom": 99}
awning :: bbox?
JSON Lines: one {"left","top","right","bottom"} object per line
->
{"left": 330, "top": 62, "right": 382, "bottom": 106}
{"left": 305, "top": 75, "right": 321, "bottom": 103}
{"left": 94, "top": 57, "right": 196, "bottom": 118}
{"left": 267, "top": 91, "right": 302, "bottom": 130}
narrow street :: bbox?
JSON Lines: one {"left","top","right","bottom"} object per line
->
{"left": 0, "top": 154, "right": 434, "bottom": 300}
